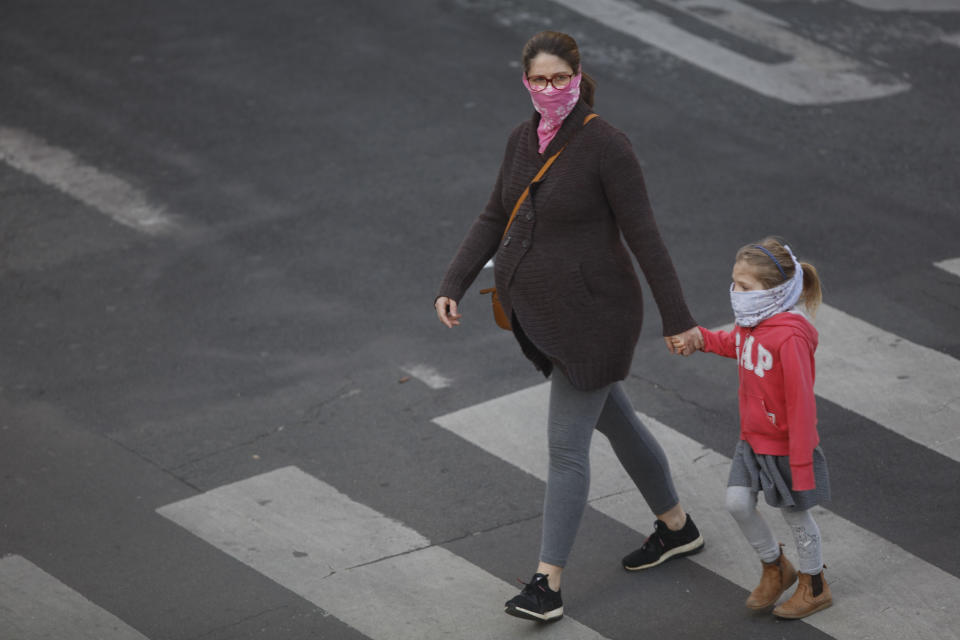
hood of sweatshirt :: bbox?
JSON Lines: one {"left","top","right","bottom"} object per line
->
{"left": 748, "top": 310, "right": 818, "bottom": 349}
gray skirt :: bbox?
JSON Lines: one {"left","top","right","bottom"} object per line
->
{"left": 728, "top": 440, "right": 831, "bottom": 511}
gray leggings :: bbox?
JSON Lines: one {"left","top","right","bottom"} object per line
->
{"left": 540, "top": 368, "right": 679, "bottom": 567}
{"left": 726, "top": 485, "right": 824, "bottom": 574}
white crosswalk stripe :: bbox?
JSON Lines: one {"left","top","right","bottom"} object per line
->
{"left": 935, "top": 257, "right": 960, "bottom": 278}
{"left": 400, "top": 363, "right": 453, "bottom": 389}
{"left": 433, "top": 383, "right": 960, "bottom": 640}
{"left": 547, "top": 0, "right": 909, "bottom": 104}
{"left": 716, "top": 304, "right": 960, "bottom": 462}
{"left": 0, "top": 126, "right": 177, "bottom": 235}
{"left": 157, "top": 466, "right": 610, "bottom": 640}
{"left": 814, "top": 305, "right": 960, "bottom": 462}
{"left": 846, "top": 0, "right": 960, "bottom": 10}
{"left": 0, "top": 555, "right": 152, "bottom": 640}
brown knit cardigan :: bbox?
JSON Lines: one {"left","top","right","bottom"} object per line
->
{"left": 437, "top": 99, "right": 696, "bottom": 390}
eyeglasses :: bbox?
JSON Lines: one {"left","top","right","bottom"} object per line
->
{"left": 527, "top": 73, "right": 573, "bottom": 92}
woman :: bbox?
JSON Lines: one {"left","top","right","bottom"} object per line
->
{"left": 434, "top": 31, "right": 704, "bottom": 623}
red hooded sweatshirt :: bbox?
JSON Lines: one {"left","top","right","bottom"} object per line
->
{"left": 700, "top": 311, "right": 819, "bottom": 491}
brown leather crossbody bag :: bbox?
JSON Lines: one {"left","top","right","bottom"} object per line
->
{"left": 480, "top": 113, "right": 598, "bottom": 330}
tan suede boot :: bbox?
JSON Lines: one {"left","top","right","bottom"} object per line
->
{"left": 746, "top": 546, "right": 797, "bottom": 610}
{"left": 773, "top": 569, "right": 833, "bottom": 619}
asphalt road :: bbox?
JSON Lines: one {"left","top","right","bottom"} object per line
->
{"left": 1, "top": 1, "right": 958, "bottom": 639}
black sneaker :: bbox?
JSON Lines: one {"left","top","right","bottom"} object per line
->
{"left": 622, "top": 515, "right": 705, "bottom": 571}
{"left": 504, "top": 573, "right": 563, "bottom": 622}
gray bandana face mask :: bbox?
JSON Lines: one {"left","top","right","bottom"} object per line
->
{"left": 730, "top": 245, "right": 803, "bottom": 327}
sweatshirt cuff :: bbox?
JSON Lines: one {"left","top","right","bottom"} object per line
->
{"left": 790, "top": 462, "right": 815, "bottom": 492}
{"left": 698, "top": 326, "right": 724, "bottom": 355}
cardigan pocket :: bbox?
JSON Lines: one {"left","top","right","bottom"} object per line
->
{"left": 567, "top": 263, "right": 594, "bottom": 308}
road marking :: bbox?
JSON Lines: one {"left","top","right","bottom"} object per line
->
{"left": 0, "top": 555, "right": 152, "bottom": 640}
{"left": 935, "top": 257, "right": 960, "bottom": 278}
{"left": 157, "top": 466, "right": 609, "bottom": 640}
{"left": 0, "top": 126, "right": 176, "bottom": 235}
{"left": 433, "top": 383, "right": 960, "bottom": 640}
{"left": 944, "top": 32, "right": 960, "bottom": 47}
{"left": 548, "top": 0, "right": 909, "bottom": 104}
{"left": 720, "top": 304, "right": 960, "bottom": 463}
{"left": 401, "top": 364, "right": 453, "bottom": 389}
{"left": 846, "top": 0, "right": 960, "bottom": 10}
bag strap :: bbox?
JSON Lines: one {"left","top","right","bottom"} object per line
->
{"left": 501, "top": 113, "right": 598, "bottom": 241}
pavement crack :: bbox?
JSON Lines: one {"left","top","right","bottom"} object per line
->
{"left": 102, "top": 433, "right": 202, "bottom": 493}
{"left": 435, "top": 511, "right": 547, "bottom": 547}
{"left": 628, "top": 371, "right": 726, "bottom": 419}
{"left": 168, "top": 428, "right": 278, "bottom": 473}
{"left": 303, "top": 382, "right": 360, "bottom": 422}
{"left": 342, "top": 543, "right": 435, "bottom": 572}
{"left": 923, "top": 286, "right": 960, "bottom": 313}
{"left": 167, "top": 383, "right": 360, "bottom": 474}
{"left": 111, "top": 381, "right": 363, "bottom": 491}
{"left": 930, "top": 396, "right": 960, "bottom": 416}
{"left": 181, "top": 603, "right": 291, "bottom": 640}
{"left": 341, "top": 511, "right": 549, "bottom": 572}
{"left": 587, "top": 488, "right": 635, "bottom": 503}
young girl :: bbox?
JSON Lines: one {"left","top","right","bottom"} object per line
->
{"left": 685, "top": 237, "right": 832, "bottom": 619}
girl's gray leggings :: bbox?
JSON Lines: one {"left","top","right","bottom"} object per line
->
{"left": 540, "top": 368, "right": 679, "bottom": 567}
{"left": 726, "top": 485, "right": 824, "bottom": 574}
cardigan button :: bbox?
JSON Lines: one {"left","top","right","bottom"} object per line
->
{"left": 525, "top": 213, "right": 533, "bottom": 221}
{"left": 503, "top": 235, "right": 512, "bottom": 247}
{"left": 521, "top": 239, "right": 529, "bottom": 248}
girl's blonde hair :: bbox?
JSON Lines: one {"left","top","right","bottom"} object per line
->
{"left": 735, "top": 236, "right": 822, "bottom": 316}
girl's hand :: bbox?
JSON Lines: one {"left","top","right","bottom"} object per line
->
{"left": 666, "top": 327, "right": 704, "bottom": 356}
{"left": 435, "top": 296, "right": 462, "bottom": 328}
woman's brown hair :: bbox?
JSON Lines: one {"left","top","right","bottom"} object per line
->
{"left": 521, "top": 31, "right": 596, "bottom": 107}
{"left": 735, "top": 237, "right": 823, "bottom": 316}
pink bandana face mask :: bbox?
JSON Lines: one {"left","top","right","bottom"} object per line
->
{"left": 522, "top": 70, "right": 582, "bottom": 153}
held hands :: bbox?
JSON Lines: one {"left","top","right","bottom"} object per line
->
{"left": 665, "top": 326, "right": 704, "bottom": 356}
{"left": 435, "top": 296, "right": 462, "bottom": 328}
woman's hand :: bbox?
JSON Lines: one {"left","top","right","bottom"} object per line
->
{"left": 665, "top": 327, "right": 703, "bottom": 356}
{"left": 435, "top": 296, "right": 462, "bottom": 328}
